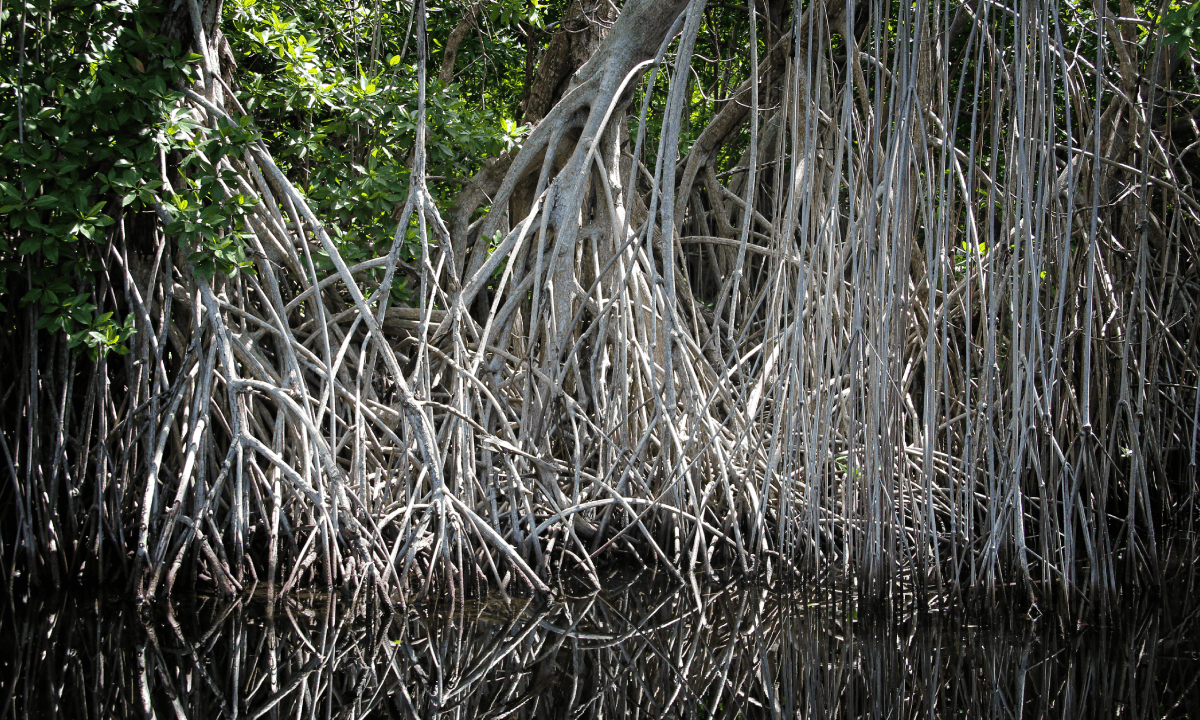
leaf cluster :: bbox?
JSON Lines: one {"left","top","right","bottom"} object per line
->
{"left": 0, "top": 0, "right": 201, "bottom": 358}
{"left": 1162, "top": 0, "right": 1200, "bottom": 54}
{"left": 224, "top": 0, "right": 536, "bottom": 302}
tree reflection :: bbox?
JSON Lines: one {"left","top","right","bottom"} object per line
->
{"left": 2, "top": 571, "right": 1197, "bottom": 719}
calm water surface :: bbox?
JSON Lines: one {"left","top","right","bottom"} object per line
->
{"left": 2, "top": 568, "right": 1197, "bottom": 718}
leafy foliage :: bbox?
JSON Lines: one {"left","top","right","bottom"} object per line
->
{"left": 0, "top": 0, "right": 542, "bottom": 352}
{"left": 0, "top": 0, "right": 199, "bottom": 356}
{"left": 1163, "top": 0, "right": 1200, "bottom": 54}
{"left": 0, "top": 0, "right": 275, "bottom": 356}
{"left": 224, "top": 0, "right": 534, "bottom": 299}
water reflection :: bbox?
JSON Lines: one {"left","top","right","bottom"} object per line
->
{"left": 2, "top": 569, "right": 1197, "bottom": 718}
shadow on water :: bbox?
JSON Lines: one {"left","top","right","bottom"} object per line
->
{"left": 2, "top": 568, "right": 1198, "bottom": 719}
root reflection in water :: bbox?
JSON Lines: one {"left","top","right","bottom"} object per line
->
{"left": 2, "top": 570, "right": 1197, "bottom": 718}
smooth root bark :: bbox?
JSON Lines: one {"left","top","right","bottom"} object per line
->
{"left": 6, "top": 0, "right": 1195, "bottom": 608}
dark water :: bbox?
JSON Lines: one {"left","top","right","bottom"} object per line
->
{"left": 2, "top": 568, "right": 1197, "bottom": 719}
